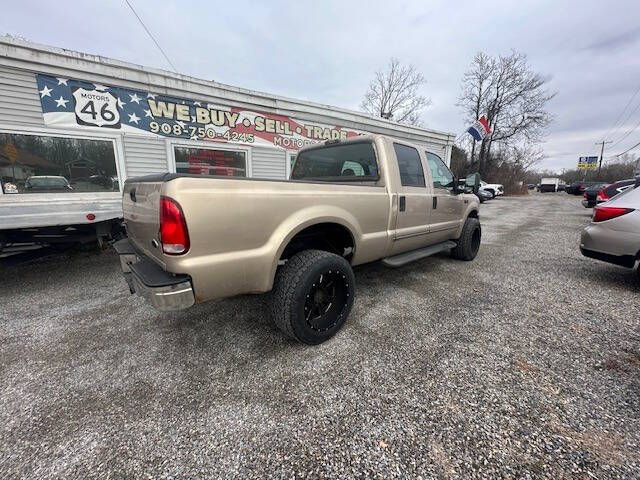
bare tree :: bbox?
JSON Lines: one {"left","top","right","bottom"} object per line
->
{"left": 457, "top": 52, "right": 495, "bottom": 164}
{"left": 458, "top": 51, "right": 555, "bottom": 173}
{"left": 506, "top": 143, "right": 545, "bottom": 171}
{"left": 361, "top": 58, "right": 431, "bottom": 126}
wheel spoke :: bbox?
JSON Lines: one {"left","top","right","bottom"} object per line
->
{"left": 304, "top": 269, "right": 349, "bottom": 331}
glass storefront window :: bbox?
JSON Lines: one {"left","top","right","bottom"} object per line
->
{"left": 0, "top": 133, "right": 119, "bottom": 194}
{"left": 174, "top": 147, "right": 246, "bottom": 177}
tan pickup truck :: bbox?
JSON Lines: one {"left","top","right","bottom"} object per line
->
{"left": 115, "top": 134, "right": 481, "bottom": 344}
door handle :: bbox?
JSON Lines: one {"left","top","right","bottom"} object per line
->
{"left": 399, "top": 196, "right": 406, "bottom": 212}
{"left": 433, "top": 197, "right": 438, "bottom": 209}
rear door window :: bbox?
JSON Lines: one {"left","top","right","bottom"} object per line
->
{"left": 393, "top": 143, "right": 425, "bottom": 187}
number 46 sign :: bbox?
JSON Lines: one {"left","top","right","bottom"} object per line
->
{"left": 72, "top": 87, "right": 121, "bottom": 128}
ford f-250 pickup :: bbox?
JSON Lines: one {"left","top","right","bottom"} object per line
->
{"left": 115, "top": 134, "right": 481, "bottom": 344}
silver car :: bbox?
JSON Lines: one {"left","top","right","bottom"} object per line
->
{"left": 580, "top": 178, "right": 640, "bottom": 279}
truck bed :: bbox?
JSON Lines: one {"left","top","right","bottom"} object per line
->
{"left": 123, "top": 173, "right": 392, "bottom": 301}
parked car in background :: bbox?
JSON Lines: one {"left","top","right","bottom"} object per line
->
{"left": 567, "top": 181, "right": 602, "bottom": 195}
{"left": 527, "top": 184, "right": 536, "bottom": 190}
{"left": 24, "top": 176, "right": 73, "bottom": 192}
{"left": 580, "top": 178, "right": 640, "bottom": 279}
{"left": 596, "top": 179, "right": 636, "bottom": 205}
{"left": 476, "top": 189, "right": 493, "bottom": 203}
{"left": 557, "top": 182, "right": 567, "bottom": 192}
{"left": 479, "top": 180, "right": 504, "bottom": 198}
{"left": 540, "top": 177, "right": 561, "bottom": 192}
{"left": 582, "top": 183, "right": 608, "bottom": 208}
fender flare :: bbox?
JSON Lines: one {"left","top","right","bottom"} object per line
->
{"left": 267, "top": 210, "right": 361, "bottom": 288}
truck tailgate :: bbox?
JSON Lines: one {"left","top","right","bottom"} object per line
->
{"left": 122, "top": 180, "right": 164, "bottom": 265}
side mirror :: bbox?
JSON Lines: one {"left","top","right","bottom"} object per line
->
{"left": 452, "top": 177, "right": 466, "bottom": 194}
{"left": 465, "top": 173, "right": 481, "bottom": 194}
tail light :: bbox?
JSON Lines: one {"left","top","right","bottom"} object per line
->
{"left": 592, "top": 206, "right": 634, "bottom": 222}
{"left": 159, "top": 196, "right": 190, "bottom": 254}
{"left": 596, "top": 187, "right": 610, "bottom": 203}
{"left": 583, "top": 192, "right": 587, "bottom": 200}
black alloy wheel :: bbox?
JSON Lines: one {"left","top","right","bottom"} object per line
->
{"left": 303, "top": 269, "right": 350, "bottom": 333}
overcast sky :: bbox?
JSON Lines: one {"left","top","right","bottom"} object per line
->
{"left": 3, "top": 0, "right": 640, "bottom": 171}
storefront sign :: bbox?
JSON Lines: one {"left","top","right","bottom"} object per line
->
{"left": 577, "top": 156, "right": 598, "bottom": 170}
{"left": 36, "top": 74, "right": 362, "bottom": 150}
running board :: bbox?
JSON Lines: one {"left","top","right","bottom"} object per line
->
{"left": 381, "top": 241, "right": 457, "bottom": 268}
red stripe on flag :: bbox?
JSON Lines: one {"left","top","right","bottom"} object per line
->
{"left": 478, "top": 115, "right": 491, "bottom": 134}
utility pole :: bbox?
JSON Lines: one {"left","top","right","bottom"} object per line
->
{"left": 595, "top": 141, "right": 612, "bottom": 180}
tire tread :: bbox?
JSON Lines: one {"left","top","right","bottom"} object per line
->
{"left": 270, "top": 249, "right": 346, "bottom": 341}
{"left": 451, "top": 217, "right": 481, "bottom": 261}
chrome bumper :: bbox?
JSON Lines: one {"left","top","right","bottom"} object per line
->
{"left": 114, "top": 239, "right": 195, "bottom": 312}
{"left": 130, "top": 275, "right": 195, "bottom": 311}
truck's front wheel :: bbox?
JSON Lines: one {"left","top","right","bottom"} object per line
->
{"left": 271, "top": 249, "right": 355, "bottom": 344}
{"left": 451, "top": 217, "right": 481, "bottom": 261}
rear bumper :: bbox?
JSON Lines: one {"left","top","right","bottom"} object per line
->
{"left": 580, "top": 226, "right": 637, "bottom": 268}
{"left": 114, "top": 238, "right": 195, "bottom": 311}
{"left": 580, "top": 246, "right": 636, "bottom": 268}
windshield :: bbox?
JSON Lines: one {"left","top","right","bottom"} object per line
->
{"left": 291, "top": 142, "right": 379, "bottom": 182}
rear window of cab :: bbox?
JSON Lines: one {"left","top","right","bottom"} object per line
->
{"left": 291, "top": 142, "right": 379, "bottom": 182}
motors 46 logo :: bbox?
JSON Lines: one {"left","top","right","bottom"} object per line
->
{"left": 72, "top": 87, "right": 121, "bottom": 128}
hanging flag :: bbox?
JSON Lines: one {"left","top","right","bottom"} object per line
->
{"left": 467, "top": 115, "right": 492, "bottom": 141}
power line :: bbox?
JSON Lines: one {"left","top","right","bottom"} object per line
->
{"left": 615, "top": 138, "right": 640, "bottom": 157}
{"left": 123, "top": 0, "right": 177, "bottom": 73}
{"left": 609, "top": 115, "right": 640, "bottom": 148}
{"left": 603, "top": 84, "right": 640, "bottom": 141}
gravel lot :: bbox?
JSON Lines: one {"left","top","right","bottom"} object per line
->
{"left": 1, "top": 192, "right": 639, "bottom": 478}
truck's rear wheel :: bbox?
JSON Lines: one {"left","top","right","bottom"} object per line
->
{"left": 451, "top": 217, "right": 481, "bottom": 261}
{"left": 270, "top": 249, "right": 355, "bottom": 344}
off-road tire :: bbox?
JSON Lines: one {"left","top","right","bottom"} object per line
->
{"left": 451, "top": 217, "right": 481, "bottom": 261}
{"left": 270, "top": 249, "right": 355, "bottom": 344}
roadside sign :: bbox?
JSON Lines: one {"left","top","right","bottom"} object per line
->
{"left": 3, "top": 143, "right": 18, "bottom": 164}
{"left": 578, "top": 156, "right": 598, "bottom": 170}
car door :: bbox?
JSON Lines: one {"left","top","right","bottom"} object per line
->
{"left": 425, "top": 151, "right": 464, "bottom": 243}
{"left": 389, "top": 142, "right": 434, "bottom": 255}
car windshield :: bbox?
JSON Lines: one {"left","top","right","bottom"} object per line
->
{"left": 291, "top": 142, "right": 379, "bottom": 182}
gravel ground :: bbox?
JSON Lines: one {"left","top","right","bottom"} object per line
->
{"left": 1, "top": 192, "right": 639, "bottom": 479}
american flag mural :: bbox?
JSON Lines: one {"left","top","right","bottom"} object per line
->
{"left": 35, "top": 74, "right": 363, "bottom": 150}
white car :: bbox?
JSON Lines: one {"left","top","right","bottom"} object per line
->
{"left": 479, "top": 181, "right": 504, "bottom": 198}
